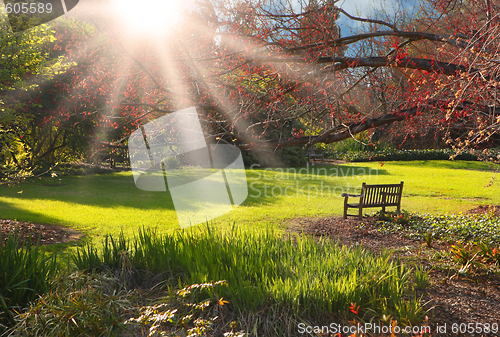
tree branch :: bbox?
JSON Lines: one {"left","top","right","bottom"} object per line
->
{"left": 239, "top": 105, "right": 421, "bottom": 150}
{"left": 338, "top": 8, "right": 398, "bottom": 31}
{"left": 317, "top": 56, "right": 475, "bottom": 77}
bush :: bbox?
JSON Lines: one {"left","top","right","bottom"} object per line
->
{"left": 125, "top": 280, "right": 233, "bottom": 337}
{"left": 328, "top": 133, "right": 376, "bottom": 154}
{"left": 162, "top": 156, "right": 182, "bottom": 170}
{"left": 0, "top": 231, "right": 57, "bottom": 330}
{"left": 9, "top": 272, "right": 135, "bottom": 337}
{"left": 375, "top": 210, "right": 416, "bottom": 226}
{"left": 10, "top": 273, "right": 242, "bottom": 337}
{"left": 50, "top": 162, "right": 117, "bottom": 176}
{"left": 331, "top": 148, "right": 500, "bottom": 162}
{"left": 242, "top": 146, "right": 308, "bottom": 168}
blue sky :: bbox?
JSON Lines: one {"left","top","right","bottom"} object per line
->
{"left": 290, "top": 0, "right": 419, "bottom": 35}
{"left": 338, "top": 0, "right": 419, "bottom": 32}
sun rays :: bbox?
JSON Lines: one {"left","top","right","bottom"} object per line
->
{"left": 4, "top": 0, "right": 338, "bottom": 168}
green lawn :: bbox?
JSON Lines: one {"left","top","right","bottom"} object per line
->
{"left": 0, "top": 161, "right": 499, "bottom": 240}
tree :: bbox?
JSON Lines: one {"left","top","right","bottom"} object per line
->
{"left": 0, "top": 16, "right": 152, "bottom": 181}
{"left": 166, "top": 0, "right": 498, "bottom": 159}
{"left": 3, "top": 0, "right": 500, "bottom": 180}
{"left": 97, "top": 0, "right": 499, "bottom": 157}
{"left": 0, "top": 14, "right": 61, "bottom": 182}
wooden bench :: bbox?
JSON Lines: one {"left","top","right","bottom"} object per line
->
{"left": 342, "top": 181, "right": 404, "bottom": 219}
{"left": 307, "top": 148, "right": 324, "bottom": 164}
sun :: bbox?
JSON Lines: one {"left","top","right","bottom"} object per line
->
{"left": 111, "top": 0, "right": 186, "bottom": 36}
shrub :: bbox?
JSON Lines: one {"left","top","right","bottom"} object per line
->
{"left": 125, "top": 280, "right": 233, "bottom": 337}
{"left": 331, "top": 148, "right": 500, "bottom": 162}
{"left": 50, "top": 162, "right": 116, "bottom": 176}
{"left": 473, "top": 242, "right": 500, "bottom": 267}
{"left": 242, "top": 146, "right": 308, "bottom": 168}
{"left": 449, "top": 241, "right": 481, "bottom": 273}
{"left": 8, "top": 272, "right": 135, "bottom": 337}
{"left": 375, "top": 210, "right": 415, "bottom": 226}
{"left": 10, "top": 274, "right": 244, "bottom": 337}
{"left": 163, "top": 156, "right": 182, "bottom": 170}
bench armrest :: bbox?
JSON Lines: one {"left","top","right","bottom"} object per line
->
{"left": 341, "top": 193, "right": 362, "bottom": 198}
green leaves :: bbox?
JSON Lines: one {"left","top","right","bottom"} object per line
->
{"left": 378, "top": 212, "right": 500, "bottom": 245}
{"left": 126, "top": 280, "right": 229, "bottom": 337}
{"left": 0, "top": 16, "right": 56, "bottom": 92}
{"left": 9, "top": 272, "right": 132, "bottom": 336}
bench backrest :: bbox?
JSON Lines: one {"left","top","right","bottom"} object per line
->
{"left": 360, "top": 182, "right": 403, "bottom": 207}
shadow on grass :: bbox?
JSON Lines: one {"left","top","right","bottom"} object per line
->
{"left": 0, "top": 173, "right": 177, "bottom": 211}
{"left": 0, "top": 165, "right": 392, "bottom": 231}
{"left": 0, "top": 165, "right": 389, "bottom": 210}
{"left": 0, "top": 199, "right": 69, "bottom": 226}
{"left": 243, "top": 164, "right": 389, "bottom": 206}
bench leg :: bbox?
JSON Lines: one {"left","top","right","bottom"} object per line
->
{"left": 358, "top": 207, "right": 362, "bottom": 219}
{"left": 343, "top": 199, "right": 348, "bottom": 219}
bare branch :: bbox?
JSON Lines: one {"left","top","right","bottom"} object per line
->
{"left": 338, "top": 8, "right": 398, "bottom": 31}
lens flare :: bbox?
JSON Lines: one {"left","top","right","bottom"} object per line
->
{"left": 110, "top": 0, "right": 186, "bottom": 36}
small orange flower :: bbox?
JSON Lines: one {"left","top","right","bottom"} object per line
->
{"left": 218, "top": 297, "right": 229, "bottom": 306}
{"left": 349, "top": 302, "right": 359, "bottom": 315}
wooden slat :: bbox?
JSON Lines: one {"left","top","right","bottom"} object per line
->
{"left": 363, "top": 188, "right": 370, "bottom": 205}
{"left": 358, "top": 183, "right": 403, "bottom": 206}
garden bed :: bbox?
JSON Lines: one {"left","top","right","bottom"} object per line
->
{"left": 1, "top": 219, "right": 82, "bottom": 246}
{"left": 288, "top": 206, "right": 500, "bottom": 336}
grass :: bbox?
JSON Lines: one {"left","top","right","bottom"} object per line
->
{"left": 0, "top": 161, "right": 498, "bottom": 240}
{"left": 72, "top": 227, "right": 425, "bottom": 326}
{"left": 4, "top": 224, "right": 433, "bottom": 336}
{"left": 3, "top": 160, "right": 497, "bottom": 335}
{"left": 0, "top": 232, "right": 57, "bottom": 329}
